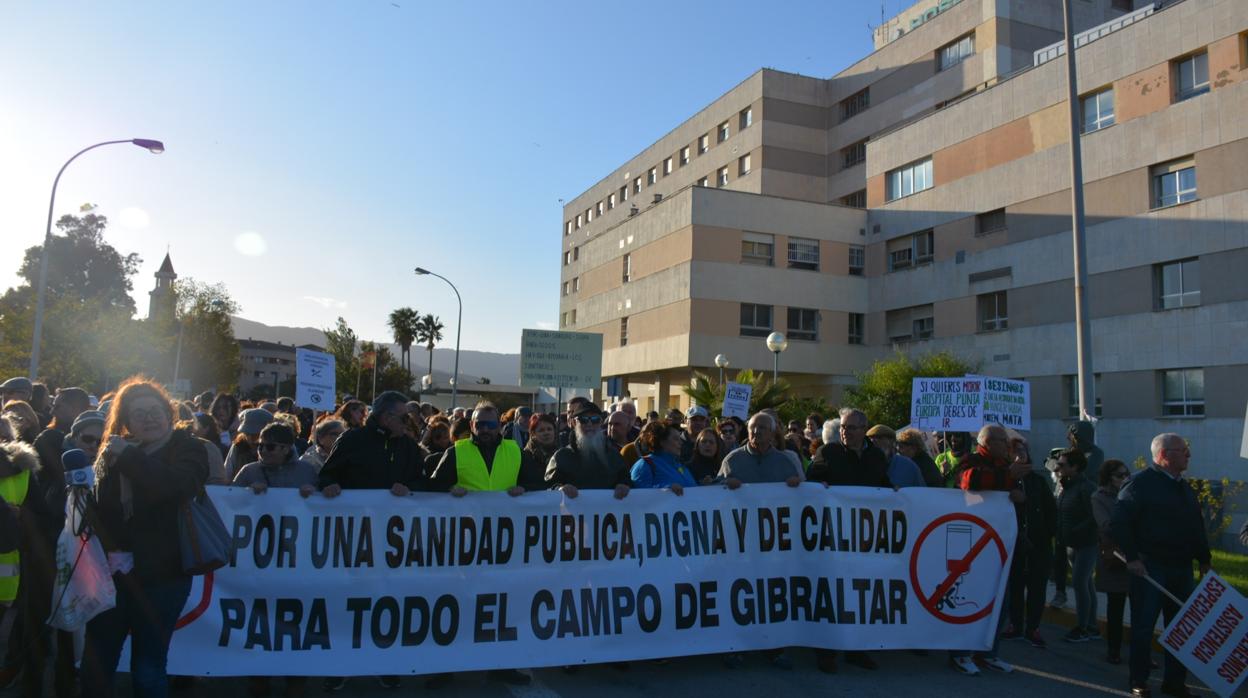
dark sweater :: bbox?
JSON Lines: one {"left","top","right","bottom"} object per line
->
{"left": 1057, "top": 476, "right": 1096, "bottom": 548}
{"left": 808, "top": 440, "right": 891, "bottom": 488}
{"left": 1111, "top": 466, "right": 1210, "bottom": 568}
{"left": 318, "top": 416, "right": 427, "bottom": 492}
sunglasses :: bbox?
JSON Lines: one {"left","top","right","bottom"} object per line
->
{"left": 474, "top": 420, "right": 500, "bottom": 430}
{"left": 575, "top": 415, "right": 603, "bottom": 425}
{"left": 78, "top": 434, "right": 100, "bottom": 445}
{"left": 259, "top": 442, "right": 287, "bottom": 452}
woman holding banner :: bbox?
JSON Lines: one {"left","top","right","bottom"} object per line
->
{"left": 631, "top": 422, "right": 697, "bottom": 492}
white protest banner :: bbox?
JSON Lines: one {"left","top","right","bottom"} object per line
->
{"left": 722, "top": 382, "right": 753, "bottom": 420}
{"left": 910, "top": 377, "right": 983, "bottom": 432}
{"left": 971, "top": 375, "right": 1030, "bottom": 431}
{"left": 519, "top": 329, "right": 603, "bottom": 389}
{"left": 162, "top": 485, "right": 1015, "bottom": 676}
{"left": 1160, "top": 573, "right": 1248, "bottom": 697}
{"left": 295, "top": 348, "right": 336, "bottom": 409}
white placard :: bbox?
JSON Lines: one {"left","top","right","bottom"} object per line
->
{"left": 1160, "top": 573, "right": 1248, "bottom": 698}
{"left": 159, "top": 485, "right": 1017, "bottom": 676}
{"left": 910, "top": 377, "right": 983, "bottom": 432}
{"left": 721, "top": 382, "right": 753, "bottom": 420}
{"left": 971, "top": 375, "right": 1031, "bottom": 431}
{"left": 519, "top": 329, "right": 603, "bottom": 389}
{"left": 295, "top": 348, "right": 336, "bottom": 409}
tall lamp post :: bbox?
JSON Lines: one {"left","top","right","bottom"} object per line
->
{"left": 30, "top": 138, "right": 165, "bottom": 380}
{"left": 765, "top": 332, "right": 788, "bottom": 385}
{"left": 714, "top": 354, "right": 729, "bottom": 386}
{"left": 414, "top": 267, "right": 462, "bottom": 409}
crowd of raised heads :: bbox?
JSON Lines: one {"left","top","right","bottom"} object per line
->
{"left": 0, "top": 374, "right": 1210, "bottom": 697}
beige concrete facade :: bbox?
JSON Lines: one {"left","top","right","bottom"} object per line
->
{"left": 559, "top": 0, "right": 1248, "bottom": 478}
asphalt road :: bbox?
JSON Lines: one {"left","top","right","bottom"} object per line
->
{"left": 98, "top": 621, "right": 1217, "bottom": 698}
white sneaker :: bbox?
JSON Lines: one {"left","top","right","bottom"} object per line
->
{"left": 978, "top": 656, "right": 1014, "bottom": 674}
{"left": 951, "top": 656, "right": 981, "bottom": 676}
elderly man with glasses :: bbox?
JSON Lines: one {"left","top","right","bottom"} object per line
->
{"left": 1112, "top": 433, "right": 1210, "bottom": 698}
{"left": 546, "top": 402, "right": 632, "bottom": 498}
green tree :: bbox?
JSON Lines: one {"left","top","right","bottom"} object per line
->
{"left": 682, "top": 368, "right": 790, "bottom": 417}
{"left": 416, "top": 314, "right": 444, "bottom": 382}
{"left": 358, "top": 340, "right": 410, "bottom": 399}
{"left": 387, "top": 307, "right": 419, "bottom": 383}
{"left": 843, "top": 350, "right": 979, "bottom": 429}
{"left": 322, "top": 317, "right": 359, "bottom": 400}
{"left": 169, "top": 279, "right": 242, "bottom": 393}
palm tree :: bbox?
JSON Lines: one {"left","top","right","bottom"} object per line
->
{"left": 416, "top": 313, "right": 445, "bottom": 384}
{"left": 387, "top": 307, "right": 419, "bottom": 382}
{"left": 682, "top": 368, "right": 790, "bottom": 417}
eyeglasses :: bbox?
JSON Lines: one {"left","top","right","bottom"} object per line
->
{"left": 474, "top": 420, "right": 500, "bottom": 430}
{"left": 719, "top": 428, "right": 736, "bottom": 436}
{"left": 78, "top": 434, "right": 100, "bottom": 445}
{"left": 575, "top": 415, "right": 603, "bottom": 425}
{"left": 841, "top": 424, "right": 865, "bottom": 431}
{"left": 259, "top": 443, "right": 286, "bottom": 452}
{"left": 128, "top": 407, "right": 166, "bottom": 424}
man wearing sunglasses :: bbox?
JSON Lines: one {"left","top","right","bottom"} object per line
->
{"left": 1113, "top": 433, "right": 1210, "bottom": 698}
{"left": 428, "top": 401, "right": 544, "bottom": 498}
{"left": 546, "top": 402, "right": 631, "bottom": 499}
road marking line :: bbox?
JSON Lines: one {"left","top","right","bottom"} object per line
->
{"left": 1013, "top": 664, "right": 1131, "bottom": 695}
{"left": 507, "top": 675, "right": 563, "bottom": 698}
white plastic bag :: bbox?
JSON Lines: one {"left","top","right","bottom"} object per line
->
{"left": 48, "top": 500, "right": 116, "bottom": 632}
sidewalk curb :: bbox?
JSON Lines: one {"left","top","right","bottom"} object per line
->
{"left": 1041, "top": 604, "right": 1167, "bottom": 651}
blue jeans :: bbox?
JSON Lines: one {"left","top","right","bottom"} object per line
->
{"left": 81, "top": 573, "right": 192, "bottom": 698}
{"left": 1069, "top": 545, "right": 1098, "bottom": 630}
{"left": 1129, "top": 562, "right": 1193, "bottom": 687}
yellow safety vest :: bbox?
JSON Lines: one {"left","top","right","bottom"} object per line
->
{"left": 0, "top": 470, "right": 29, "bottom": 604}
{"left": 454, "top": 439, "right": 521, "bottom": 492}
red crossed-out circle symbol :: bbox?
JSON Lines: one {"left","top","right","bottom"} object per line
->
{"left": 909, "top": 513, "right": 1008, "bottom": 625}
{"left": 174, "top": 571, "right": 215, "bottom": 630}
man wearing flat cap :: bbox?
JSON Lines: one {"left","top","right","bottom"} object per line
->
{"left": 0, "top": 377, "right": 32, "bottom": 407}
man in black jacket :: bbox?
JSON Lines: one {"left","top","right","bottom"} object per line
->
{"left": 1112, "top": 432, "right": 1210, "bottom": 698}
{"left": 806, "top": 408, "right": 890, "bottom": 674}
{"left": 1002, "top": 435, "right": 1056, "bottom": 648}
{"left": 546, "top": 403, "right": 631, "bottom": 497}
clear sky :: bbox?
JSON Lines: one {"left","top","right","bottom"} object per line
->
{"left": 0, "top": 1, "right": 892, "bottom": 354}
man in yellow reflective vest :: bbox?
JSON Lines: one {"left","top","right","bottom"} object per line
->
{"left": 426, "top": 401, "right": 544, "bottom": 688}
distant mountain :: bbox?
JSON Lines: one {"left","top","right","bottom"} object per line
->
{"left": 230, "top": 316, "right": 520, "bottom": 385}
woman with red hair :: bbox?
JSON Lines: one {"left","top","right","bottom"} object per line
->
{"left": 81, "top": 376, "right": 208, "bottom": 698}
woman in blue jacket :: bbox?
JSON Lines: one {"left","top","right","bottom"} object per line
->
{"left": 631, "top": 422, "right": 696, "bottom": 493}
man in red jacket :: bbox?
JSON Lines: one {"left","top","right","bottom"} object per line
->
{"left": 949, "top": 424, "right": 1031, "bottom": 677}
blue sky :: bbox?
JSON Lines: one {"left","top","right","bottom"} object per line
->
{"left": 0, "top": 1, "right": 890, "bottom": 353}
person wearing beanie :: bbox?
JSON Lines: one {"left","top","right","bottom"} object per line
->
{"left": 224, "top": 408, "right": 274, "bottom": 481}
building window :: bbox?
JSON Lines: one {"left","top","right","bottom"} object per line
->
{"left": 740, "top": 303, "right": 773, "bottom": 337}
{"left": 563, "top": 251, "right": 571, "bottom": 266}
{"left": 841, "top": 140, "right": 866, "bottom": 169}
{"left": 938, "top": 33, "right": 974, "bottom": 71}
{"left": 1081, "top": 88, "right": 1115, "bottom": 133}
{"left": 976, "top": 208, "right": 1007, "bottom": 236}
{"left": 717, "top": 166, "right": 728, "bottom": 187}
{"left": 886, "top": 304, "right": 934, "bottom": 342}
{"left": 1174, "top": 52, "right": 1209, "bottom": 101}
{"left": 620, "top": 317, "right": 629, "bottom": 347}
{"left": 741, "top": 232, "right": 774, "bottom": 266}
{"left": 680, "top": 146, "right": 690, "bottom": 166}
{"left": 886, "top": 158, "right": 933, "bottom": 201}
{"left": 1162, "top": 368, "right": 1204, "bottom": 416}
{"left": 848, "top": 245, "right": 865, "bottom": 275}
{"left": 848, "top": 313, "right": 864, "bottom": 345}
{"left": 608, "top": 193, "right": 616, "bottom": 210}
{"left": 664, "top": 157, "right": 673, "bottom": 176}
{"left": 572, "top": 277, "right": 580, "bottom": 293}
{"left": 977, "top": 291, "right": 1008, "bottom": 332}
{"left": 840, "top": 88, "right": 869, "bottom": 121}
{"left": 587, "top": 207, "right": 593, "bottom": 222}
{"left": 738, "top": 153, "right": 752, "bottom": 176}
{"left": 647, "top": 168, "right": 657, "bottom": 185}
{"left": 887, "top": 230, "right": 934, "bottom": 271}
{"left": 576, "top": 214, "right": 582, "bottom": 229}
{"left": 596, "top": 201, "right": 604, "bottom": 216}
{"left": 841, "top": 190, "right": 866, "bottom": 208}
{"left": 1153, "top": 159, "right": 1196, "bottom": 208}
{"left": 633, "top": 177, "right": 642, "bottom": 194}
{"left": 739, "top": 107, "right": 753, "bottom": 130}
{"left": 562, "top": 281, "right": 569, "bottom": 296}
{"left": 620, "top": 185, "right": 628, "bottom": 202}
{"left": 570, "top": 309, "right": 576, "bottom": 325}
{"left": 698, "top": 134, "right": 709, "bottom": 154}
{"left": 572, "top": 246, "right": 579, "bottom": 261}
{"left": 565, "top": 221, "right": 572, "bottom": 236}
{"left": 696, "top": 176, "right": 709, "bottom": 187}
{"left": 1064, "top": 374, "right": 1103, "bottom": 417}
{"left": 1155, "top": 258, "right": 1200, "bottom": 309}
{"left": 787, "top": 307, "right": 818, "bottom": 341}
{"left": 787, "top": 237, "right": 819, "bottom": 270}
{"left": 622, "top": 253, "right": 632, "bottom": 283}
{"left": 718, "top": 121, "right": 730, "bottom": 143}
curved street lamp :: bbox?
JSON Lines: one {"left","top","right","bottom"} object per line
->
{"left": 414, "top": 267, "right": 462, "bottom": 409}
{"left": 29, "top": 138, "right": 165, "bottom": 380}
{"left": 714, "top": 353, "right": 730, "bottom": 386}
{"left": 765, "top": 332, "right": 788, "bottom": 385}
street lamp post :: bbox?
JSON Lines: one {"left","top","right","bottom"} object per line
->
{"left": 29, "top": 138, "right": 165, "bottom": 380}
{"left": 765, "top": 332, "right": 788, "bottom": 385}
{"left": 414, "top": 267, "right": 462, "bottom": 409}
{"left": 714, "top": 353, "right": 729, "bottom": 386}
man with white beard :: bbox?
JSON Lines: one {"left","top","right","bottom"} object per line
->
{"left": 545, "top": 402, "right": 632, "bottom": 498}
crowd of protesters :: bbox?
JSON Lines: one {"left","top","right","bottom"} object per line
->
{"left": 0, "top": 372, "right": 1213, "bottom": 698}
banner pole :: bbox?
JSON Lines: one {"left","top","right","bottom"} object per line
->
{"left": 1113, "top": 552, "right": 1186, "bottom": 606}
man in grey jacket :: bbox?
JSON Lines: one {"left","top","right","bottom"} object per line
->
{"left": 719, "top": 412, "right": 804, "bottom": 486}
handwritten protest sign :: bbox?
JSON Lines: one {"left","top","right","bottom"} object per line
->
{"left": 1161, "top": 573, "right": 1248, "bottom": 698}
{"left": 910, "top": 377, "right": 983, "bottom": 432}
{"left": 722, "top": 382, "right": 753, "bottom": 420}
{"left": 295, "top": 348, "right": 335, "bottom": 409}
{"left": 971, "top": 375, "right": 1030, "bottom": 431}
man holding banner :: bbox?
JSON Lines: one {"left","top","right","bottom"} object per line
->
{"left": 1112, "top": 432, "right": 1210, "bottom": 698}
